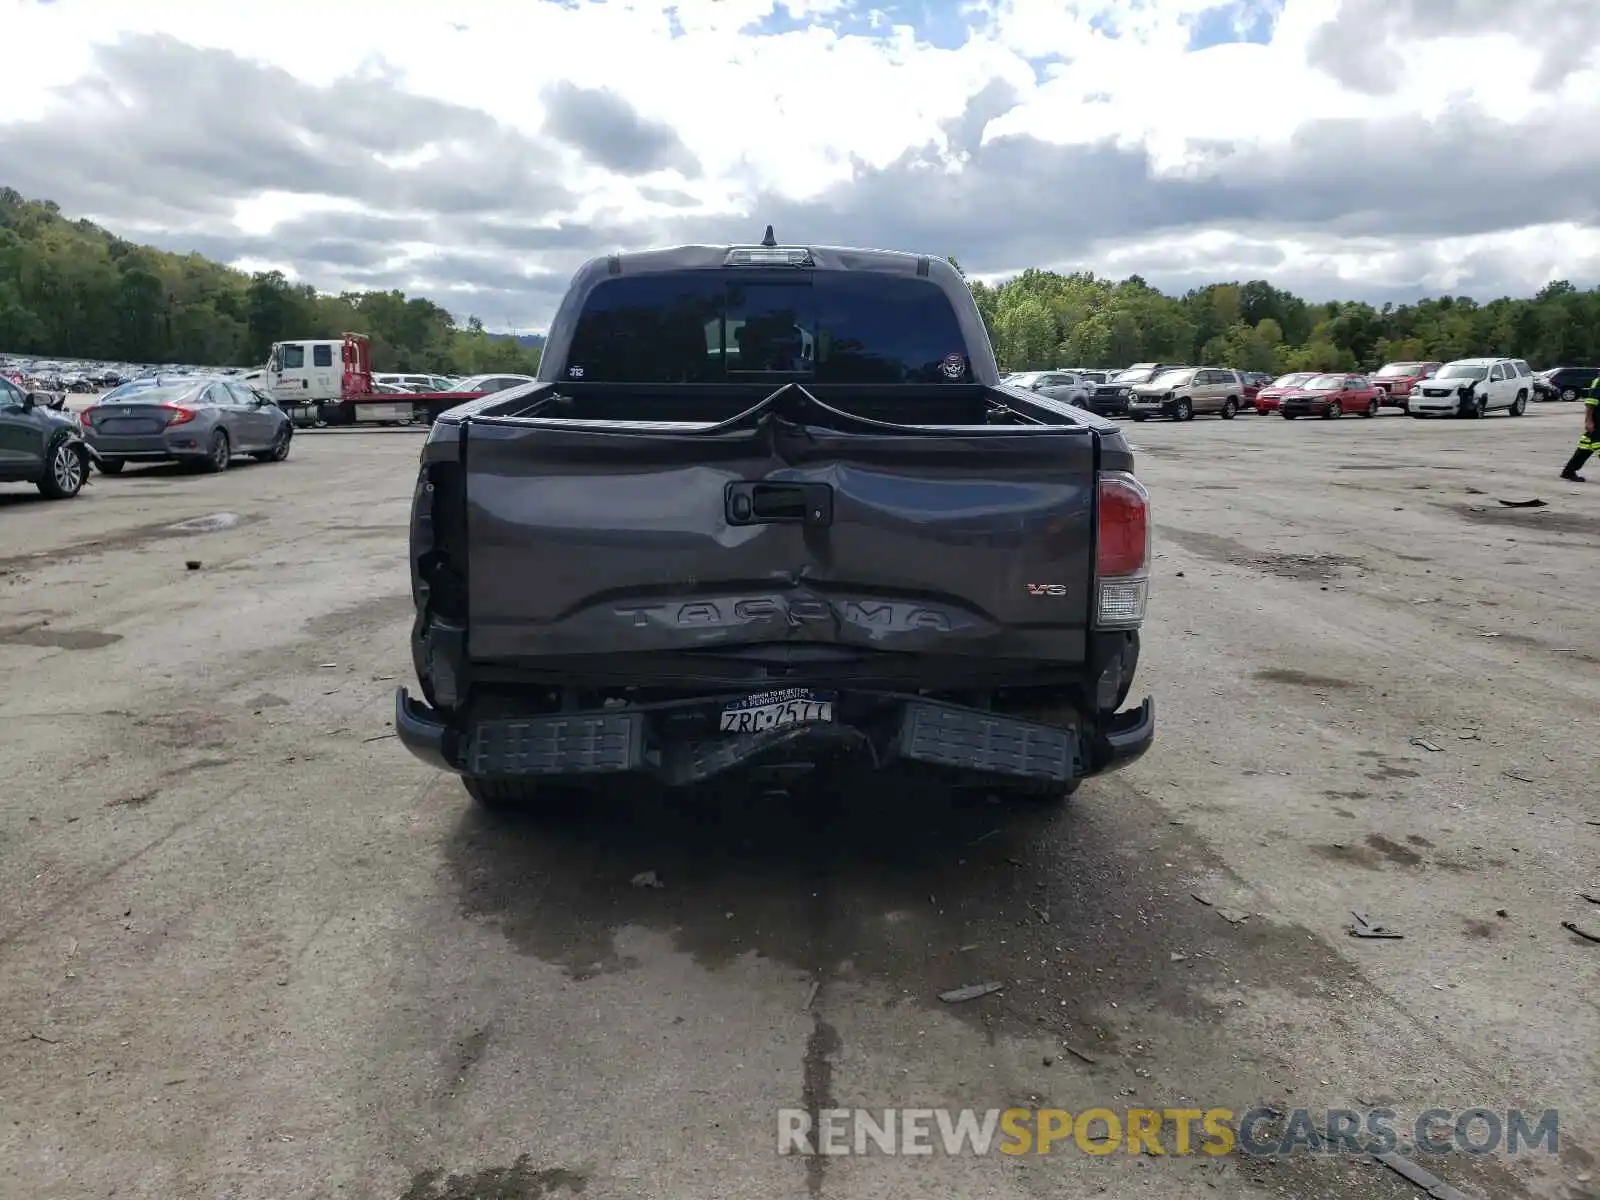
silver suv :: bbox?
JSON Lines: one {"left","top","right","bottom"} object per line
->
{"left": 1128, "top": 367, "right": 1246, "bottom": 421}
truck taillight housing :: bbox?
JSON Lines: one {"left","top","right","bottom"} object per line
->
{"left": 80, "top": 408, "right": 94, "bottom": 428}
{"left": 1095, "top": 471, "right": 1150, "bottom": 629}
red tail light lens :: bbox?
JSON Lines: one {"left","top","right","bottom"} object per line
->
{"left": 1095, "top": 471, "right": 1151, "bottom": 629}
{"left": 163, "top": 405, "right": 197, "bottom": 426}
{"left": 80, "top": 408, "right": 93, "bottom": 427}
{"left": 1097, "top": 473, "right": 1150, "bottom": 577}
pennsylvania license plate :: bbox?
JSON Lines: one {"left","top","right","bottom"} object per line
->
{"left": 718, "top": 688, "right": 835, "bottom": 734}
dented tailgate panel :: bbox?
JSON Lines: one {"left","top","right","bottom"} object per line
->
{"left": 460, "top": 414, "right": 1098, "bottom": 663}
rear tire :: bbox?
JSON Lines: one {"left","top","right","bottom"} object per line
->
{"left": 1015, "top": 778, "right": 1081, "bottom": 805}
{"left": 1561, "top": 387, "right": 1578, "bottom": 401}
{"left": 37, "top": 438, "right": 87, "bottom": 499}
{"left": 198, "top": 429, "right": 230, "bottom": 473}
{"left": 463, "top": 776, "right": 541, "bottom": 813}
{"left": 1509, "top": 391, "right": 1527, "bottom": 416}
{"left": 1221, "top": 398, "right": 1237, "bottom": 419}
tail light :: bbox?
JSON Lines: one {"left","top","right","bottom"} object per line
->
{"left": 80, "top": 408, "right": 93, "bottom": 428}
{"left": 163, "top": 405, "right": 197, "bottom": 426}
{"left": 1095, "top": 471, "right": 1150, "bottom": 629}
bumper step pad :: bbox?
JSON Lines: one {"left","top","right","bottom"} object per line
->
{"left": 893, "top": 700, "right": 1080, "bottom": 782}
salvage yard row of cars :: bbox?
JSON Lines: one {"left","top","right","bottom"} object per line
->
{"left": 1004, "top": 358, "right": 1599, "bottom": 421}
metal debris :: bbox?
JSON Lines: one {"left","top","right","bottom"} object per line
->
{"left": 1346, "top": 911, "right": 1403, "bottom": 939}
{"left": 629, "top": 870, "right": 664, "bottom": 889}
{"left": 939, "top": 981, "right": 1003, "bottom": 1003}
{"left": 1062, "top": 1044, "right": 1097, "bottom": 1065}
{"left": 1215, "top": 908, "right": 1251, "bottom": 925}
{"left": 1496, "top": 498, "right": 1546, "bottom": 508}
{"left": 1563, "top": 921, "right": 1600, "bottom": 945}
{"left": 1410, "top": 738, "right": 1443, "bottom": 752}
{"left": 1503, "top": 770, "right": 1535, "bottom": 783}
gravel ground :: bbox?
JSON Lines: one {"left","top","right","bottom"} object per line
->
{"left": 0, "top": 405, "right": 1595, "bottom": 1200}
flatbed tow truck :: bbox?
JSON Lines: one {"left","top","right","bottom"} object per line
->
{"left": 266, "top": 333, "right": 494, "bottom": 428}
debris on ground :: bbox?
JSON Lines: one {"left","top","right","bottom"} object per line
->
{"left": 1170, "top": 951, "right": 1189, "bottom": 962}
{"left": 1503, "top": 770, "right": 1535, "bottom": 783}
{"left": 184, "top": 560, "right": 202, "bottom": 571}
{"left": 802, "top": 980, "right": 820, "bottom": 1010}
{"left": 939, "top": 981, "right": 1003, "bottom": 1003}
{"left": 1191, "top": 893, "right": 1213, "bottom": 907}
{"left": 1496, "top": 909, "right": 1509, "bottom": 918}
{"left": 1346, "top": 912, "right": 1403, "bottom": 939}
{"left": 1062, "top": 1044, "right": 1097, "bottom": 1065}
{"left": 1410, "top": 738, "right": 1443, "bottom": 752}
{"left": 1561, "top": 921, "right": 1600, "bottom": 945}
{"left": 1579, "top": 892, "right": 1600, "bottom": 906}
{"left": 1215, "top": 908, "right": 1251, "bottom": 925}
{"left": 629, "top": 870, "right": 664, "bottom": 889}
{"left": 1496, "top": 498, "right": 1546, "bottom": 508}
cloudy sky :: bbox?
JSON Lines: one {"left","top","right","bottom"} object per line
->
{"left": 4, "top": 0, "right": 1599, "bottom": 331}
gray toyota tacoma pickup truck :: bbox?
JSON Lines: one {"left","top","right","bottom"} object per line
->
{"left": 395, "top": 233, "right": 1155, "bottom": 809}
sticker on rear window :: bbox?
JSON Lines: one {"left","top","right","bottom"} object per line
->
{"left": 568, "top": 365, "right": 584, "bottom": 378}
{"left": 939, "top": 352, "right": 966, "bottom": 380}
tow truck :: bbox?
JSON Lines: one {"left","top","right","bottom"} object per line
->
{"left": 265, "top": 333, "right": 499, "bottom": 428}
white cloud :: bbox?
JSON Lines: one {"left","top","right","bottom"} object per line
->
{"left": 2, "top": 0, "right": 1596, "bottom": 327}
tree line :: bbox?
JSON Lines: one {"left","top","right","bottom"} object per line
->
{"left": 950, "top": 261, "right": 1600, "bottom": 375}
{"left": 0, "top": 189, "right": 542, "bottom": 375}
{"left": 5, "top": 187, "right": 1598, "bottom": 379}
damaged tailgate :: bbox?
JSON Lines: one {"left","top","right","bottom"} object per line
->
{"left": 453, "top": 386, "right": 1101, "bottom": 667}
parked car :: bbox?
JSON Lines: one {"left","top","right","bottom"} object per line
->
{"left": 1002, "top": 370, "right": 1094, "bottom": 407}
{"left": 395, "top": 235, "right": 1155, "bottom": 811}
{"left": 1127, "top": 367, "right": 1245, "bottom": 421}
{"left": 1535, "top": 366, "right": 1600, "bottom": 402}
{"left": 1086, "top": 363, "right": 1187, "bottom": 417}
{"left": 1236, "top": 372, "right": 1273, "bottom": 407}
{"left": 1251, "top": 372, "right": 1317, "bottom": 414}
{"left": 80, "top": 376, "right": 294, "bottom": 473}
{"left": 1408, "top": 358, "right": 1533, "bottom": 419}
{"left": 1369, "top": 361, "right": 1442, "bottom": 409}
{"left": 1063, "top": 368, "right": 1111, "bottom": 386}
{"left": 451, "top": 373, "right": 537, "bottom": 394}
{"left": 1278, "top": 373, "right": 1382, "bottom": 419}
{"left": 0, "top": 376, "right": 96, "bottom": 498}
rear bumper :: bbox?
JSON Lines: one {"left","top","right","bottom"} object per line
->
{"left": 394, "top": 687, "right": 1154, "bottom": 789}
{"left": 88, "top": 432, "right": 211, "bottom": 461}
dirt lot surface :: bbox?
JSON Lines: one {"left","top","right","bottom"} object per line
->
{"left": 1, "top": 406, "right": 1596, "bottom": 1200}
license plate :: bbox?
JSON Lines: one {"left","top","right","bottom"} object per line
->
{"left": 719, "top": 688, "right": 835, "bottom": 734}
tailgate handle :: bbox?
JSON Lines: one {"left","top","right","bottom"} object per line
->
{"left": 726, "top": 482, "right": 833, "bottom": 527}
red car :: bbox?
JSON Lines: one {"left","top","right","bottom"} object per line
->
{"left": 1252, "top": 372, "right": 1317, "bottom": 414}
{"left": 1371, "top": 361, "right": 1442, "bottom": 408}
{"left": 1279, "top": 373, "right": 1383, "bottom": 419}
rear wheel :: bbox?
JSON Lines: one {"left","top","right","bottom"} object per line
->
{"left": 463, "top": 776, "right": 541, "bottom": 813}
{"left": 1561, "top": 387, "right": 1578, "bottom": 401}
{"left": 1509, "top": 391, "right": 1527, "bottom": 416}
{"left": 1221, "top": 398, "right": 1237, "bottom": 419}
{"left": 198, "top": 429, "right": 230, "bottom": 473}
{"left": 37, "top": 438, "right": 86, "bottom": 499}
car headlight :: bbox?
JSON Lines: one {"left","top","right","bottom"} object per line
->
{"left": 1119, "top": 388, "right": 1130, "bottom": 396}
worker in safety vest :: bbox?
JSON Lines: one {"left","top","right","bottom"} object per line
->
{"left": 1559, "top": 374, "right": 1598, "bottom": 482}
